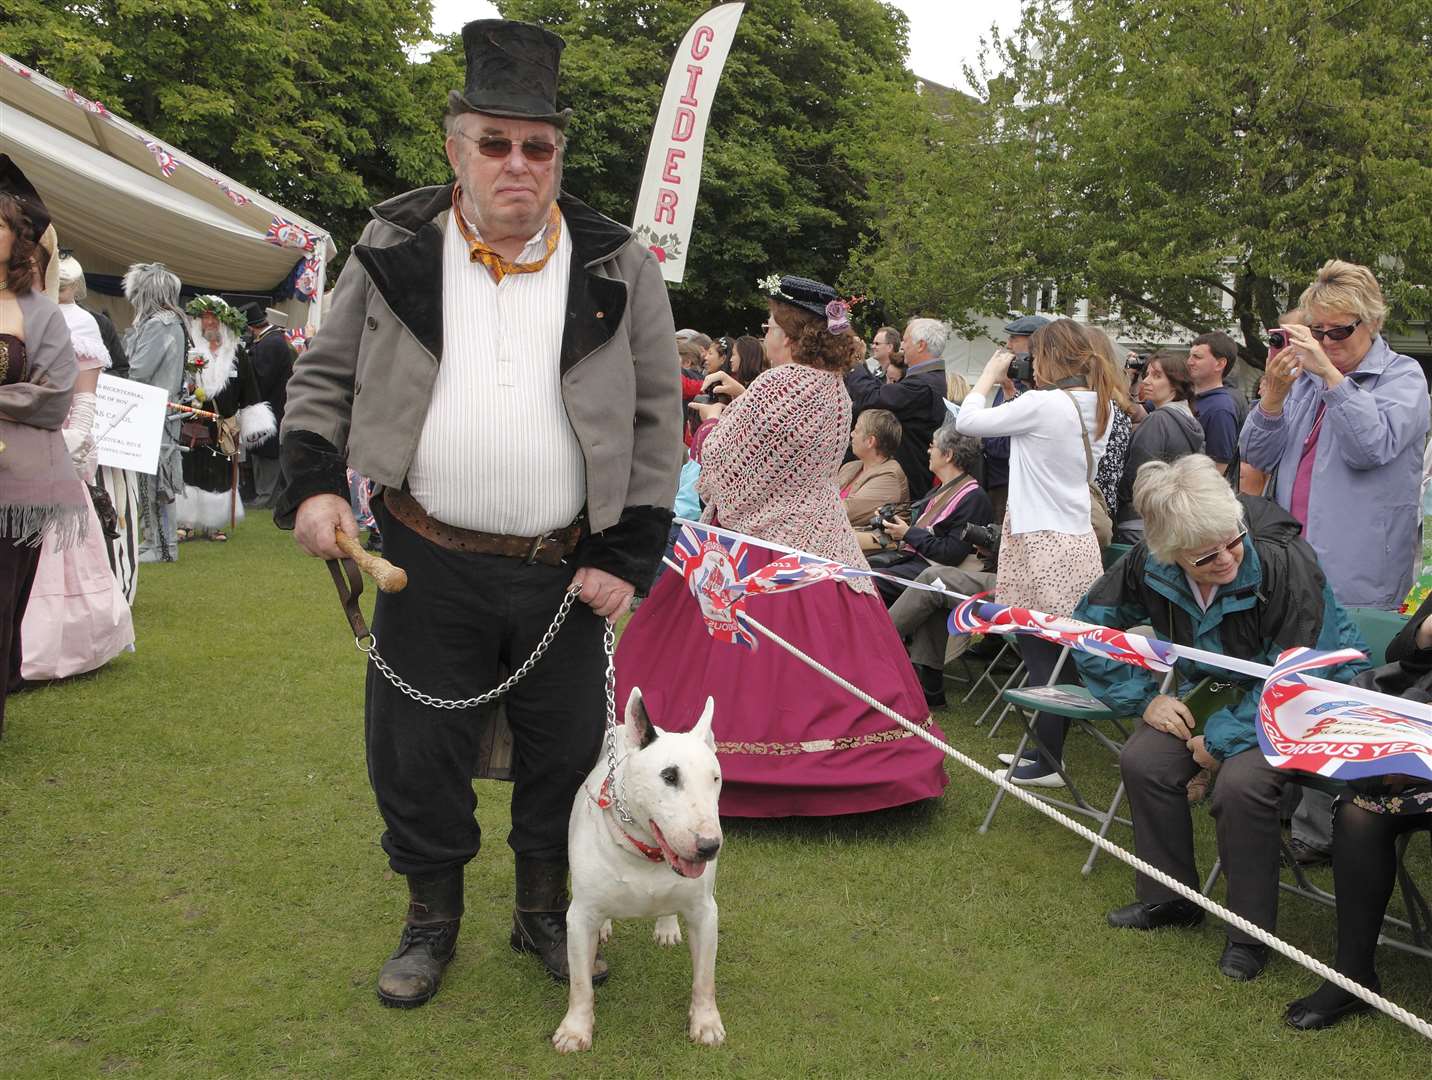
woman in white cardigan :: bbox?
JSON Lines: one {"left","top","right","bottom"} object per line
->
{"left": 955, "top": 318, "right": 1134, "bottom": 785}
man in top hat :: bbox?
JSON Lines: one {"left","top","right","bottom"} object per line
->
{"left": 275, "top": 20, "right": 681, "bottom": 1008}
{"left": 240, "top": 301, "right": 295, "bottom": 509}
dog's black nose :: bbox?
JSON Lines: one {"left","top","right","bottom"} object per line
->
{"left": 695, "top": 837, "right": 722, "bottom": 861}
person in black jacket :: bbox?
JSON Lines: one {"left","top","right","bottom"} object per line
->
{"left": 845, "top": 317, "right": 950, "bottom": 500}
{"left": 870, "top": 428, "right": 994, "bottom": 606}
{"left": 241, "top": 302, "right": 297, "bottom": 509}
{"left": 1114, "top": 350, "right": 1205, "bottom": 541}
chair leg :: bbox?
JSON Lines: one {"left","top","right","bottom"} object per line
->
{"left": 1202, "top": 857, "right": 1222, "bottom": 897}
{"left": 979, "top": 726, "right": 1032, "bottom": 834}
{"left": 1083, "top": 779, "right": 1125, "bottom": 876}
{"left": 976, "top": 661, "right": 1026, "bottom": 728}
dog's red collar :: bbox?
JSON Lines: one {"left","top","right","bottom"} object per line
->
{"left": 595, "top": 777, "right": 664, "bottom": 862}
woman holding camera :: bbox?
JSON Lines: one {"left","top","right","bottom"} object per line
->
{"left": 955, "top": 318, "right": 1134, "bottom": 786}
{"left": 616, "top": 275, "right": 947, "bottom": 817}
{"left": 871, "top": 428, "right": 993, "bottom": 607}
{"left": 1114, "top": 350, "right": 1205, "bottom": 541}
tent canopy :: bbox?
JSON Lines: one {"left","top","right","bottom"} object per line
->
{"left": 0, "top": 52, "right": 333, "bottom": 330}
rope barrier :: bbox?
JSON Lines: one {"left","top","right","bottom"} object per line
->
{"left": 731, "top": 607, "right": 1432, "bottom": 1041}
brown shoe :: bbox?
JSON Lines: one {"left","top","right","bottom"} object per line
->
{"left": 509, "top": 857, "right": 608, "bottom": 985}
{"left": 376, "top": 869, "right": 463, "bottom": 1008}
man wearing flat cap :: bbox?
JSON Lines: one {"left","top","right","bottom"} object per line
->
{"left": 276, "top": 19, "right": 681, "bottom": 1008}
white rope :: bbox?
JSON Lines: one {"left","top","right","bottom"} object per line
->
{"left": 734, "top": 608, "right": 1432, "bottom": 1041}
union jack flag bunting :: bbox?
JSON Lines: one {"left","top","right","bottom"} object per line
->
{"left": 213, "top": 179, "right": 250, "bottom": 207}
{"left": 144, "top": 140, "right": 178, "bottom": 177}
{"left": 673, "top": 523, "right": 857, "bottom": 650}
{"left": 265, "top": 216, "right": 320, "bottom": 252}
{"left": 1, "top": 56, "right": 32, "bottom": 78}
{"left": 1257, "top": 647, "right": 1432, "bottom": 782}
{"left": 949, "top": 595, "right": 1176, "bottom": 672}
{"left": 63, "top": 87, "right": 109, "bottom": 116}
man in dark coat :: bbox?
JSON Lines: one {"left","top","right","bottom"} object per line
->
{"left": 845, "top": 317, "right": 951, "bottom": 500}
{"left": 241, "top": 303, "right": 295, "bottom": 508}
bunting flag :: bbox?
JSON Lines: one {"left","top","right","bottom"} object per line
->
{"left": 672, "top": 522, "right": 852, "bottom": 649}
{"left": 283, "top": 328, "right": 308, "bottom": 354}
{"left": 1257, "top": 647, "right": 1432, "bottom": 782}
{"left": 144, "top": 140, "right": 178, "bottom": 177}
{"left": 264, "top": 216, "right": 320, "bottom": 252}
{"left": 290, "top": 257, "right": 320, "bottom": 301}
{"left": 63, "top": 87, "right": 109, "bottom": 116}
{"left": 949, "top": 595, "right": 1176, "bottom": 672}
{"left": 213, "top": 179, "right": 250, "bottom": 207}
{"left": 0, "top": 56, "right": 33, "bottom": 78}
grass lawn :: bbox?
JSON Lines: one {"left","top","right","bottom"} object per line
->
{"left": 3, "top": 511, "right": 1429, "bottom": 1078}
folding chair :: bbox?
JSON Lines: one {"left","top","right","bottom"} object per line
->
{"left": 979, "top": 648, "right": 1170, "bottom": 870}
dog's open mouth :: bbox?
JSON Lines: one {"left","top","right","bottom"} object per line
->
{"left": 649, "top": 820, "right": 707, "bottom": 878}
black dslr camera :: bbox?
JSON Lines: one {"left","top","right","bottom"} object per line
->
{"left": 962, "top": 521, "right": 999, "bottom": 550}
{"left": 869, "top": 503, "right": 900, "bottom": 530}
{"left": 1008, "top": 351, "right": 1035, "bottom": 384}
{"left": 1126, "top": 353, "right": 1150, "bottom": 373}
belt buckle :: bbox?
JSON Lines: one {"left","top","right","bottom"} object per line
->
{"left": 525, "top": 533, "right": 548, "bottom": 565}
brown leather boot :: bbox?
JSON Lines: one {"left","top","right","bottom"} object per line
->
{"left": 376, "top": 869, "right": 463, "bottom": 1008}
{"left": 509, "top": 857, "right": 608, "bottom": 985}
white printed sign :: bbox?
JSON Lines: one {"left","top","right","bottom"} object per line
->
{"left": 630, "top": 3, "right": 745, "bottom": 283}
{"left": 94, "top": 373, "right": 168, "bottom": 474}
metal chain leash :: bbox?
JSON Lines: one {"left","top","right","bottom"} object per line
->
{"left": 356, "top": 584, "right": 637, "bottom": 824}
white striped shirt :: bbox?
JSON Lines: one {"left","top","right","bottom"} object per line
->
{"left": 406, "top": 209, "right": 585, "bottom": 535}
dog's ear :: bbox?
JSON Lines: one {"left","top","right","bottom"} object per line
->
{"left": 691, "top": 696, "right": 716, "bottom": 750}
{"left": 624, "top": 686, "right": 659, "bottom": 750}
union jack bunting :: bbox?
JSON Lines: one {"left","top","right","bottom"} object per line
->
{"left": 672, "top": 522, "right": 854, "bottom": 650}
{"left": 265, "top": 216, "right": 320, "bottom": 252}
{"left": 949, "top": 595, "right": 1176, "bottom": 672}
{"left": 144, "top": 140, "right": 178, "bottom": 177}
{"left": 213, "top": 179, "right": 250, "bottom": 207}
{"left": 1257, "top": 647, "right": 1432, "bottom": 782}
{"left": 0, "top": 56, "right": 32, "bottom": 78}
{"left": 283, "top": 328, "right": 308, "bottom": 354}
{"left": 63, "top": 87, "right": 109, "bottom": 116}
{"left": 291, "top": 257, "right": 320, "bottom": 301}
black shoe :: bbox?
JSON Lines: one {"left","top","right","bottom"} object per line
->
{"left": 1286, "top": 837, "right": 1331, "bottom": 868}
{"left": 1106, "top": 899, "right": 1205, "bottom": 931}
{"left": 376, "top": 870, "right": 463, "bottom": 1008}
{"left": 1285, "top": 980, "right": 1376, "bottom": 1031}
{"left": 912, "top": 664, "right": 946, "bottom": 709}
{"left": 510, "top": 857, "right": 608, "bottom": 985}
{"left": 1219, "top": 941, "right": 1270, "bottom": 981}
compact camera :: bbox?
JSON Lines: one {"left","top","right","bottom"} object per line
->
{"left": 1125, "top": 353, "right": 1150, "bottom": 373}
{"left": 1268, "top": 329, "right": 1289, "bottom": 350}
{"left": 1008, "top": 351, "right": 1035, "bottom": 384}
{"left": 690, "top": 393, "right": 717, "bottom": 406}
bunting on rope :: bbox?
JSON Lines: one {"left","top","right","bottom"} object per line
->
{"left": 264, "top": 216, "right": 320, "bottom": 252}
{"left": 63, "top": 87, "right": 109, "bottom": 116}
{"left": 143, "top": 140, "right": 178, "bottom": 177}
{"left": 1257, "top": 647, "right": 1432, "bottom": 782}
{"left": 949, "top": 595, "right": 1177, "bottom": 672}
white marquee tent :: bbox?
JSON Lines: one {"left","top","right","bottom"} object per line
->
{"left": 0, "top": 52, "right": 334, "bottom": 333}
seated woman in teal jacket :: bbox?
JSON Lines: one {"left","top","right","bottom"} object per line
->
{"left": 1072, "top": 455, "right": 1368, "bottom": 983}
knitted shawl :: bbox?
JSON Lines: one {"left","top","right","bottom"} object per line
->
{"left": 698, "top": 362, "right": 874, "bottom": 594}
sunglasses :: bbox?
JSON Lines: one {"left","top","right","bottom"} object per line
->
{"left": 1189, "top": 530, "right": 1246, "bottom": 568}
{"left": 460, "top": 133, "right": 560, "bottom": 162}
{"left": 1308, "top": 319, "right": 1361, "bottom": 342}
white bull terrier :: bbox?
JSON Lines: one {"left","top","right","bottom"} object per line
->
{"left": 552, "top": 688, "right": 725, "bottom": 1053}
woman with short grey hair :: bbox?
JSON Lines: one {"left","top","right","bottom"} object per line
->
{"left": 1072, "top": 454, "right": 1370, "bottom": 983}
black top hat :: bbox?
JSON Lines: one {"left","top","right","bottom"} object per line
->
{"left": 451, "top": 19, "right": 572, "bottom": 130}
{"left": 0, "top": 154, "right": 51, "bottom": 242}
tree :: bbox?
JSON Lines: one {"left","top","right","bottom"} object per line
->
{"left": 857, "top": 0, "right": 1432, "bottom": 363}
{"left": 1, "top": 0, "right": 458, "bottom": 262}
{"left": 495, "top": 0, "right": 924, "bottom": 332}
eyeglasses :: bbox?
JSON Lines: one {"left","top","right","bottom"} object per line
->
{"left": 1308, "top": 319, "right": 1361, "bottom": 342}
{"left": 459, "top": 132, "right": 560, "bottom": 162}
{"left": 1189, "top": 530, "right": 1246, "bottom": 568}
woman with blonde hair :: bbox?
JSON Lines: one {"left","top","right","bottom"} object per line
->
{"left": 955, "top": 317, "right": 1131, "bottom": 786}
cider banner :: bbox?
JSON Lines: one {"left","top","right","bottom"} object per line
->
{"left": 631, "top": 3, "right": 745, "bottom": 283}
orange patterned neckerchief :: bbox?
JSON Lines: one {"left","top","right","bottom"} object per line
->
{"left": 452, "top": 186, "right": 562, "bottom": 284}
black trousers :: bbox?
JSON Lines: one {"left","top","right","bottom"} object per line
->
{"left": 365, "top": 503, "right": 606, "bottom": 877}
{"left": 1, "top": 537, "right": 43, "bottom": 737}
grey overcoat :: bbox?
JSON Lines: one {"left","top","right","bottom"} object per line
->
{"left": 276, "top": 184, "right": 682, "bottom": 588}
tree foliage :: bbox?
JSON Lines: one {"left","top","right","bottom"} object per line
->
{"left": 2, "top": 0, "right": 459, "bottom": 261}
{"left": 496, "top": 0, "right": 923, "bottom": 331}
{"left": 855, "top": 0, "right": 1432, "bottom": 363}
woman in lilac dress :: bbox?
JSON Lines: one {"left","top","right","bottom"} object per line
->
{"left": 615, "top": 275, "right": 947, "bottom": 817}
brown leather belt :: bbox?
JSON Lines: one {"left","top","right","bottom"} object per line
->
{"left": 382, "top": 489, "right": 581, "bottom": 568}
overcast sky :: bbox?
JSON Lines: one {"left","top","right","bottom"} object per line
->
{"left": 429, "top": 1, "right": 1027, "bottom": 95}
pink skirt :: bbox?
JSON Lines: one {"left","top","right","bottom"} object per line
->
{"left": 616, "top": 546, "right": 948, "bottom": 818}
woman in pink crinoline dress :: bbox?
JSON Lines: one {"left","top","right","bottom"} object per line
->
{"left": 615, "top": 275, "right": 947, "bottom": 818}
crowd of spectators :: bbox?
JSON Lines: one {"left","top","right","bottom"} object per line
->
{"left": 664, "top": 257, "right": 1430, "bottom": 1031}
